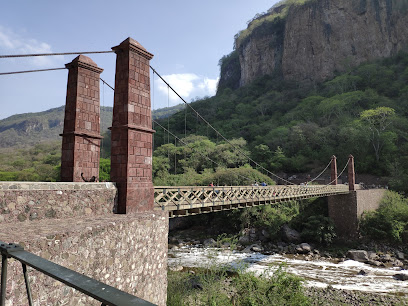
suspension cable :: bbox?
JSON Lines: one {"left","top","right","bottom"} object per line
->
{"left": 100, "top": 78, "right": 114, "bottom": 91}
{"left": 0, "top": 51, "right": 114, "bottom": 58}
{"left": 326, "top": 159, "right": 350, "bottom": 186}
{"left": 308, "top": 160, "right": 332, "bottom": 184}
{"left": 150, "top": 65, "right": 295, "bottom": 185}
{"left": 153, "top": 119, "right": 254, "bottom": 183}
{"left": 0, "top": 67, "right": 66, "bottom": 75}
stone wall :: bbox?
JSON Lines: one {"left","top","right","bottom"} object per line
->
{"left": 0, "top": 182, "right": 168, "bottom": 305}
{"left": 0, "top": 182, "right": 117, "bottom": 223}
{"left": 328, "top": 189, "right": 386, "bottom": 239}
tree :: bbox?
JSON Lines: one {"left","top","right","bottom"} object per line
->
{"left": 360, "top": 107, "right": 396, "bottom": 162}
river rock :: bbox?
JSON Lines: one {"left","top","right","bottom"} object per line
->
{"left": 203, "top": 238, "right": 216, "bottom": 247}
{"left": 296, "top": 243, "right": 312, "bottom": 254}
{"left": 243, "top": 244, "right": 263, "bottom": 253}
{"left": 396, "top": 251, "right": 405, "bottom": 260}
{"left": 358, "top": 270, "right": 368, "bottom": 276}
{"left": 380, "top": 254, "right": 392, "bottom": 262}
{"left": 281, "top": 224, "right": 301, "bottom": 243}
{"left": 251, "top": 245, "right": 264, "bottom": 252}
{"left": 366, "top": 260, "right": 382, "bottom": 267}
{"left": 392, "top": 259, "right": 404, "bottom": 267}
{"left": 393, "top": 273, "right": 408, "bottom": 281}
{"left": 346, "top": 250, "right": 368, "bottom": 262}
{"left": 238, "top": 235, "right": 250, "bottom": 245}
{"left": 368, "top": 251, "right": 379, "bottom": 261}
{"left": 169, "top": 265, "right": 184, "bottom": 272}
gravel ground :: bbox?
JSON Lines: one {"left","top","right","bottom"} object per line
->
{"left": 305, "top": 286, "right": 408, "bottom": 305}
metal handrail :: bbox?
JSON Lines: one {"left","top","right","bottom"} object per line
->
{"left": 0, "top": 241, "right": 155, "bottom": 306}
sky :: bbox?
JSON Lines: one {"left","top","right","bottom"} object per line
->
{"left": 0, "top": 0, "right": 281, "bottom": 120}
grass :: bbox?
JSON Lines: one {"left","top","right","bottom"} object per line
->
{"left": 167, "top": 263, "right": 310, "bottom": 306}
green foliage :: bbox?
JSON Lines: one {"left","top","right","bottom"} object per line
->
{"left": 99, "top": 158, "right": 111, "bottom": 181}
{"left": 360, "top": 190, "right": 408, "bottom": 242}
{"left": 233, "top": 265, "right": 309, "bottom": 305}
{"left": 0, "top": 142, "right": 61, "bottom": 182}
{"left": 240, "top": 202, "right": 300, "bottom": 239}
{"left": 300, "top": 215, "right": 336, "bottom": 245}
{"left": 153, "top": 50, "right": 408, "bottom": 193}
{"left": 152, "top": 136, "right": 274, "bottom": 186}
{"left": 167, "top": 264, "right": 310, "bottom": 306}
{"left": 235, "top": 0, "right": 315, "bottom": 49}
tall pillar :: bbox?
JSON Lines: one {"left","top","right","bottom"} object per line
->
{"left": 348, "top": 154, "right": 355, "bottom": 191}
{"left": 61, "top": 55, "right": 104, "bottom": 182}
{"left": 330, "top": 155, "right": 337, "bottom": 185}
{"left": 110, "top": 38, "right": 155, "bottom": 214}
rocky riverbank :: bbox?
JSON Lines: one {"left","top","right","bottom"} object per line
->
{"left": 168, "top": 225, "right": 408, "bottom": 304}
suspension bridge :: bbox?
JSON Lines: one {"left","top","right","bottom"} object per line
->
{"left": 0, "top": 42, "right": 355, "bottom": 217}
{"left": 0, "top": 37, "right": 370, "bottom": 305}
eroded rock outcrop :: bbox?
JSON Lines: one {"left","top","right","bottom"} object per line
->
{"left": 222, "top": 0, "right": 408, "bottom": 88}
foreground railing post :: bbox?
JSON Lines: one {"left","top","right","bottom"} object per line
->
{"left": 1, "top": 254, "right": 8, "bottom": 306}
{"left": 22, "top": 263, "right": 33, "bottom": 306}
{"left": 0, "top": 241, "right": 154, "bottom": 305}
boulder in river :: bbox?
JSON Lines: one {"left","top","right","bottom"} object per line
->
{"left": 243, "top": 244, "right": 263, "bottom": 253}
{"left": 380, "top": 254, "right": 392, "bottom": 262}
{"left": 346, "top": 250, "right": 368, "bottom": 262}
{"left": 203, "top": 238, "right": 216, "bottom": 247}
{"left": 393, "top": 273, "right": 408, "bottom": 281}
{"left": 396, "top": 251, "right": 405, "bottom": 260}
{"left": 296, "top": 243, "right": 312, "bottom": 254}
{"left": 281, "top": 224, "right": 301, "bottom": 243}
{"left": 358, "top": 270, "right": 368, "bottom": 276}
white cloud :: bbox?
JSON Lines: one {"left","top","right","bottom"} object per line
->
{"left": 0, "top": 26, "right": 64, "bottom": 67}
{"left": 155, "top": 73, "right": 219, "bottom": 107}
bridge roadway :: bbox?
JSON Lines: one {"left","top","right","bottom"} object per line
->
{"left": 154, "top": 184, "right": 349, "bottom": 217}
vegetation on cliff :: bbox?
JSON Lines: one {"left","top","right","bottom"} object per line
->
{"left": 161, "top": 51, "right": 408, "bottom": 193}
{"left": 234, "top": 0, "right": 314, "bottom": 49}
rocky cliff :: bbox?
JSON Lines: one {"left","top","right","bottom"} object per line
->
{"left": 219, "top": 0, "right": 408, "bottom": 89}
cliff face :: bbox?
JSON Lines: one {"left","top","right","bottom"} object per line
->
{"left": 232, "top": 0, "right": 408, "bottom": 87}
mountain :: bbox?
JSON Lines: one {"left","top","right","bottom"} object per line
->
{"left": 0, "top": 104, "right": 184, "bottom": 149}
{"left": 219, "top": 0, "right": 408, "bottom": 90}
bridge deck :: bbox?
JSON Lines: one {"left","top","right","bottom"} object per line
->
{"left": 154, "top": 184, "right": 349, "bottom": 217}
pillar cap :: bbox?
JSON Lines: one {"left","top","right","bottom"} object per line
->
{"left": 65, "top": 55, "right": 104, "bottom": 73}
{"left": 112, "top": 37, "right": 154, "bottom": 60}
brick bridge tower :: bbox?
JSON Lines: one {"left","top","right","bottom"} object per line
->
{"left": 110, "top": 38, "right": 155, "bottom": 214}
{"left": 60, "top": 55, "right": 104, "bottom": 182}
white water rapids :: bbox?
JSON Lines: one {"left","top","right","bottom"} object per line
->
{"left": 168, "top": 246, "right": 408, "bottom": 296}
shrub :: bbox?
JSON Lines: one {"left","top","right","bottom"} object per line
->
{"left": 300, "top": 215, "right": 336, "bottom": 246}
{"left": 167, "top": 264, "right": 310, "bottom": 306}
{"left": 360, "top": 191, "right": 408, "bottom": 242}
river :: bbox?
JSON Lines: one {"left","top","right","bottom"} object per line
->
{"left": 168, "top": 246, "right": 408, "bottom": 297}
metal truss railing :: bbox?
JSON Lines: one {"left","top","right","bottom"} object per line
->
{"left": 0, "top": 242, "right": 155, "bottom": 306}
{"left": 154, "top": 184, "right": 349, "bottom": 217}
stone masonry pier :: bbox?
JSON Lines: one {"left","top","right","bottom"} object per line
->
{"left": 328, "top": 189, "right": 386, "bottom": 240}
{"left": 0, "top": 182, "right": 168, "bottom": 305}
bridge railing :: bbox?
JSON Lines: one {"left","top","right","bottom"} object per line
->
{"left": 0, "top": 242, "right": 154, "bottom": 306}
{"left": 154, "top": 184, "right": 349, "bottom": 216}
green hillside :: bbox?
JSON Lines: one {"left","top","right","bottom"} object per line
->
{"left": 0, "top": 104, "right": 184, "bottom": 149}
{"left": 154, "top": 51, "right": 408, "bottom": 192}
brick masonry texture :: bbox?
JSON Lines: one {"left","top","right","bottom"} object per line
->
{"left": 110, "top": 38, "right": 155, "bottom": 214}
{"left": 0, "top": 182, "right": 168, "bottom": 305}
{"left": 328, "top": 189, "right": 385, "bottom": 239}
{"left": 61, "top": 55, "right": 103, "bottom": 182}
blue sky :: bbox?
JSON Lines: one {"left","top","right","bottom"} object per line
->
{"left": 0, "top": 0, "right": 280, "bottom": 120}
